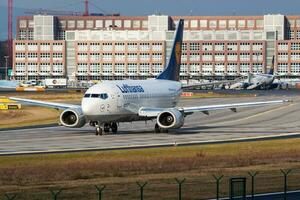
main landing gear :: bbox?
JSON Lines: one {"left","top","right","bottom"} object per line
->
{"left": 154, "top": 123, "right": 168, "bottom": 133}
{"left": 94, "top": 122, "right": 118, "bottom": 136}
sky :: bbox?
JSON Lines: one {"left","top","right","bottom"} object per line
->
{"left": 1, "top": 0, "right": 300, "bottom": 39}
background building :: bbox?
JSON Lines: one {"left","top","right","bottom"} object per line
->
{"left": 12, "top": 14, "right": 300, "bottom": 82}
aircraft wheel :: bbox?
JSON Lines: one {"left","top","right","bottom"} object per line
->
{"left": 96, "top": 127, "right": 102, "bottom": 136}
{"left": 104, "top": 123, "right": 110, "bottom": 133}
{"left": 111, "top": 122, "right": 118, "bottom": 134}
{"left": 155, "top": 123, "right": 161, "bottom": 133}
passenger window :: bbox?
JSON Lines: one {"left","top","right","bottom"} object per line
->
{"left": 84, "top": 93, "right": 91, "bottom": 98}
{"left": 100, "top": 93, "right": 108, "bottom": 100}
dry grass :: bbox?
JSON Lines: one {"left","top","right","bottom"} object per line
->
{"left": 1, "top": 138, "right": 300, "bottom": 199}
{"left": 0, "top": 106, "right": 60, "bottom": 128}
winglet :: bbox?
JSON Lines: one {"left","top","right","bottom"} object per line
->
{"left": 156, "top": 19, "right": 184, "bottom": 81}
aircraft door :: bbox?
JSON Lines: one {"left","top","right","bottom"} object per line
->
{"left": 116, "top": 91, "right": 123, "bottom": 109}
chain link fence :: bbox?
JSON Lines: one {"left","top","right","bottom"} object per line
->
{"left": 2, "top": 168, "right": 300, "bottom": 200}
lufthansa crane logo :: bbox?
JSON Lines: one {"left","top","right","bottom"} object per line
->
{"left": 175, "top": 42, "right": 182, "bottom": 65}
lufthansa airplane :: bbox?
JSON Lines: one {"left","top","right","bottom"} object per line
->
{"left": 10, "top": 19, "right": 289, "bottom": 135}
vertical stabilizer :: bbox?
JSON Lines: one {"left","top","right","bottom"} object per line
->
{"left": 268, "top": 55, "right": 275, "bottom": 75}
{"left": 156, "top": 19, "right": 184, "bottom": 81}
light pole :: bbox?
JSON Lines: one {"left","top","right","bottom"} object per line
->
{"left": 4, "top": 56, "right": 9, "bottom": 80}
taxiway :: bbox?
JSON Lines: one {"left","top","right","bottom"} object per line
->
{"left": 0, "top": 92, "right": 299, "bottom": 155}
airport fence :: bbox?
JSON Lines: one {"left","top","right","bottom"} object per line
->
{"left": 2, "top": 168, "right": 300, "bottom": 200}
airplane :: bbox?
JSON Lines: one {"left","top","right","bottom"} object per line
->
{"left": 10, "top": 19, "right": 290, "bottom": 135}
{"left": 229, "top": 56, "right": 282, "bottom": 90}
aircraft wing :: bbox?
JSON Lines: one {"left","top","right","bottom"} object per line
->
{"left": 9, "top": 97, "right": 80, "bottom": 110}
{"left": 246, "top": 83, "right": 262, "bottom": 90}
{"left": 139, "top": 100, "right": 290, "bottom": 117}
{"left": 182, "top": 80, "right": 234, "bottom": 89}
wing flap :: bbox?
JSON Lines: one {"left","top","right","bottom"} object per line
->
{"left": 9, "top": 97, "right": 80, "bottom": 110}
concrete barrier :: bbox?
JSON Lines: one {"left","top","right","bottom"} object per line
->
{"left": 16, "top": 87, "right": 45, "bottom": 92}
{"left": 181, "top": 92, "right": 194, "bottom": 97}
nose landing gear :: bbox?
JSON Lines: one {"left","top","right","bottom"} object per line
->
{"left": 91, "top": 121, "right": 118, "bottom": 136}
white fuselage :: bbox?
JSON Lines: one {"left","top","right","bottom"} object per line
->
{"left": 81, "top": 79, "right": 182, "bottom": 123}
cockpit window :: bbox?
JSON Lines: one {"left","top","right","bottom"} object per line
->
{"left": 91, "top": 94, "right": 100, "bottom": 98}
{"left": 85, "top": 93, "right": 108, "bottom": 99}
{"left": 100, "top": 93, "right": 108, "bottom": 100}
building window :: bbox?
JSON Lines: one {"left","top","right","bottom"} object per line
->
{"left": 90, "top": 63, "right": 101, "bottom": 74}
{"left": 291, "top": 43, "right": 300, "bottom": 50}
{"left": 102, "top": 53, "right": 113, "bottom": 61}
{"left": 227, "top": 63, "right": 238, "bottom": 74}
{"left": 115, "top": 43, "right": 125, "bottom": 51}
{"left": 202, "top": 53, "right": 213, "bottom": 61}
{"left": 140, "top": 63, "right": 150, "bottom": 74}
{"left": 15, "top": 43, "right": 26, "bottom": 51}
{"left": 240, "top": 53, "right": 250, "bottom": 61}
{"left": 247, "top": 20, "right": 255, "bottom": 28}
{"left": 40, "top": 63, "right": 51, "bottom": 73}
{"left": 190, "top": 53, "right": 200, "bottom": 61}
{"left": 227, "top": 53, "right": 238, "bottom": 61}
{"left": 140, "top": 53, "right": 150, "bottom": 61}
{"left": 86, "top": 20, "right": 94, "bottom": 28}
{"left": 68, "top": 20, "right": 75, "bottom": 28}
{"left": 95, "top": 20, "right": 103, "bottom": 28}
{"left": 77, "top": 20, "right": 85, "bottom": 28}
{"left": 215, "top": 43, "right": 225, "bottom": 51}
{"left": 152, "top": 53, "right": 162, "bottom": 61}
{"left": 291, "top": 53, "right": 300, "bottom": 61}
{"left": 219, "top": 20, "right": 226, "bottom": 28}
{"left": 15, "top": 63, "right": 26, "bottom": 73}
{"left": 90, "top": 53, "right": 101, "bottom": 62}
{"left": 209, "top": 20, "right": 217, "bottom": 28}
{"left": 278, "top": 53, "right": 289, "bottom": 62}
{"left": 240, "top": 63, "right": 250, "bottom": 74}
{"left": 19, "top": 20, "right": 27, "bottom": 28}
{"left": 190, "top": 63, "right": 200, "bottom": 74}
{"left": 127, "top": 53, "right": 138, "bottom": 61}
{"left": 127, "top": 63, "right": 138, "bottom": 74}
{"left": 190, "top": 43, "right": 200, "bottom": 51}
{"left": 202, "top": 43, "right": 213, "bottom": 51}
{"left": 28, "top": 53, "right": 38, "bottom": 61}
{"left": 28, "top": 63, "right": 38, "bottom": 73}
{"left": 202, "top": 63, "right": 213, "bottom": 75}
{"left": 114, "top": 63, "right": 125, "bottom": 74}
{"left": 140, "top": 43, "right": 150, "bottom": 51}
{"left": 77, "top": 63, "right": 88, "bottom": 73}
{"left": 152, "top": 63, "right": 163, "bottom": 74}
{"left": 102, "top": 63, "right": 113, "bottom": 73}
{"left": 77, "top": 53, "right": 88, "bottom": 61}
{"left": 215, "top": 53, "right": 225, "bottom": 61}
{"left": 128, "top": 43, "right": 138, "bottom": 51}
{"left": 78, "top": 43, "right": 88, "bottom": 51}
{"left": 53, "top": 63, "right": 64, "bottom": 74}
{"left": 152, "top": 43, "right": 163, "bottom": 51}
{"left": 291, "top": 63, "right": 300, "bottom": 74}
{"left": 124, "top": 20, "right": 131, "bottom": 28}
{"left": 102, "top": 43, "right": 113, "bottom": 51}
{"left": 190, "top": 20, "right": 198, "bottom": 28}
{"left": 115, "top": 53, "right": 125, "bottom": 61}
{"left": 238, "top": 20, "right": 245, "bottom": 28}
{"left": 199, "top": 20, "right": 207, "bottom": 28}
{"left": 277, "top": 63, "right": 288, "bottom": 74}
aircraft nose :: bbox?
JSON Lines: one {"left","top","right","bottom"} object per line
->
{"left": 82, "top": 98, "right": 98, "bottom": 115}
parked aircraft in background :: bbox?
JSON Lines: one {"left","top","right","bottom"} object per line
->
{"left": 10, "top": 19, "right": 290, "bottom": 135}
{"left": 230, "top": 57, "right": 286, "bottom": 90}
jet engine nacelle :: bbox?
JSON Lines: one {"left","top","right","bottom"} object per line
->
{"left": 60, "top": 108, "right": 86, "bottom": 128}
{"left": 157, "top": 108, "right": 184, "bottom": 129}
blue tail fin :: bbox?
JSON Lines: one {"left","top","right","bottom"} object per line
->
{"left": 156, "top": 19, "right": 184, "bottom": 81}
{"left": 268, "top": 55, "right": 275, "bottom": 75}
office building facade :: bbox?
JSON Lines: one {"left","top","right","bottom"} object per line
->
{"left": 12, "top": 14, "right": 300, "bottom": 82}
